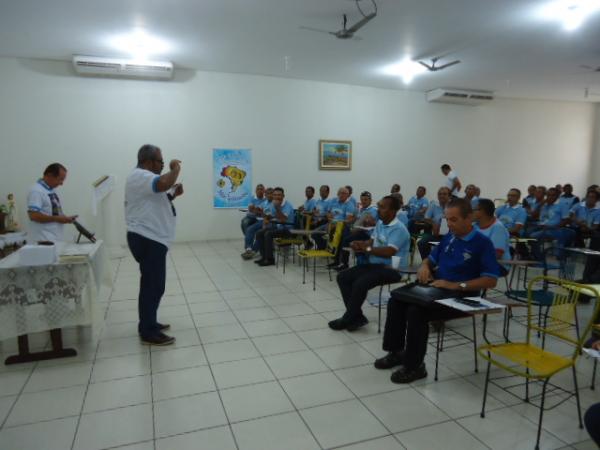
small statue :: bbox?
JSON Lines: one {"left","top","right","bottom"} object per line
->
{"left": 6, "top": 193, "right": 19, "bottom": 232}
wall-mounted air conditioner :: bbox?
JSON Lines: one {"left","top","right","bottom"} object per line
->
{"left": 426, "top": 88, "right": 494, "bottom": 106}
{"left": 72, "top": 55, "right": 174, "bottom": 80}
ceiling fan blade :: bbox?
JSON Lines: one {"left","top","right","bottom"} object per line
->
{"left": 346, "top": 12, "right": 376, "bottom": 33}
{"left": 580, "top": 64, "right": 594, "bottom": 70}
{"left": 299, "top": 26, "right": 335, "bottom": 35}
{"left": 435, "top": 60, "right": 461, "bottom": 70}
{"left": 418, "top": 61, "right": 433, "bottom": 71}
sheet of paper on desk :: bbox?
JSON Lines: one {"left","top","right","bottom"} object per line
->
{"left": 60, "top": 243, "right": 97, "bottom": 256}
{"left": 583, "top": 348, "right": 600, "bottom": 359}
{"left": 436, "top": 297, "right": 507, "bottom": 312}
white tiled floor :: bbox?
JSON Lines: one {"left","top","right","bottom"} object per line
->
{"left": 0, "top": 239, "right": 598, "bottom": 449}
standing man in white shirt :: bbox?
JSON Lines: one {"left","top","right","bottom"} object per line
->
{"left": 27, "top": 163, "right": 78, "bottom": 243}
{"left": 125, "top": 144, "right": 183, "bottom": 346}
{"left": 440, "top": 164, "right": 462, "bottom": 197}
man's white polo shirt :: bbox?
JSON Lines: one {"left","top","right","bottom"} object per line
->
{"left": 125, "top": 168, "right": 176, "bottom": 248}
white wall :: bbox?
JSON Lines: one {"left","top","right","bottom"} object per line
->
{"left": 0, "top": 57, "right": 595, "bottom": 247}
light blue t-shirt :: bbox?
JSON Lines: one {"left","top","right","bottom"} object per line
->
{"left": 396, "top": 210, "right": 409, "bottom": 227}
{"left": 264, "top": 200, "right": 295, "bottom": 229}
{"left": 475, "top": 220, "right": 511, "bottom": 269}
{"left": 495, "top": 204, "right": 527, "bottom": 230}
{"left": 425, "top": 201, "right": 445, "bottom": 225}
{"left": 559, "top": 195, "right": 579, "bottom": 213}
{"left": 247, "top": 196, "right": 267, "bottom": 218}
{"left": 539, "top": 202, "right": 563, "bottom": 227}
{"left": 314, "top": 198, "right": 331, "bottom": 219}
{"left": 570, "top": 202, "right": 600, "bottom": 227}
{"left": 357, "top": 205, "right": 378, "bottom": 222}
{"left": 328, "top": 198, "right": 356, "bottom": 222}
{"left": 407, "top": 196, "right": 429, "bottom": 219}
{"left": 369, "top": 218, "right": 410, "bottom": 266}
{"left": 303, "top": 198, "right": 317, "bottom": 213}
{"left": 347, "top": 196, "right": 358, "bottom": 211}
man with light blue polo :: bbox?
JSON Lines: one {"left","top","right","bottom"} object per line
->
{"left": 529, "top": 187, "right": 574, "bottom": 258}
{"left": 475, "top": 198, "right": 512, "bottom": 275}
{"left": 569, "top": 190, "right": 600, "bottom": 247}
{"left": 346, "top": 185, "right": 358, "bottom": 211}
{"left": 329, "top": 195, "right": 410, "bottom": 332}
{"left": 241, "top": 187, "right": 272, "bottom": 260}
{"left": 312, "top": 185, "right": 331, "bottom": 228}
{"left": 464, "top": 184, "right": 480, "bottom": 209}
{"left": 254, "top": 187, "right": 295, "bottom": 266}
{"left": 560, "top": 183, "right": 580, "bottom": 213}
{"left": 417, "top": 187, "right": 451, "bottom": 259}
{"left": 495, "top": 188, "right": 527, "bottom": 236}
{"left": 241, "top": 184, "right": 266, "bottom": 235}
{"left": 335, "top": 191, "right": 379, "bottom": 271}
{"left": 314, "top": 186, "right": 356, "bottom": 249}
{"left": 298, "top": 186, "right": 317, "bottom": 213}
{"left": 407, "top": 186, "right": 429, "bottom": 223}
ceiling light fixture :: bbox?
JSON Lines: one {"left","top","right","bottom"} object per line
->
{"left": 539, "top": 0, "right": 600, "bottom": 31}
{"left": 108, "top": 29, "right": 171, "bottom": 60}
{"left": 381, "top": 57, "right": 427, "bottom": 84}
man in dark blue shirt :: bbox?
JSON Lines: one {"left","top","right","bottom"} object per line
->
{"left": 375, "top": 198, "right": 500, "bottom": 384}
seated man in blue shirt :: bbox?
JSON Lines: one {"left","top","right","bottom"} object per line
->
{"left": 407, "top": 186, "right": 429, "bottom": 234}
{"left": 475, "top": 199, "right": 512, "bottom": 276}
{"left": 241, "top": 184, "right": 266, "bottom": 234}
{"left": 254, "top": 187, "right": 295, "bottom": 266}
{"left": 312, "top": 185, "right": 331, "bottom": 228}
{"left": 495, "top": 188, "right": 527, "bottom": 237}
{"left": 298, "top": 185, "right": 317, "bottom": 214}
{"left": 335, "top": 191, "right": 379, "bottom": 271}
{"left": 314, "top": 187, "right": 356, "bottom": 249}
{"left": 346, "top": 185, "right": 358, "bottom": 211}
{"left": 569, "top": 190, "right": 600, "bottom": 247}
{"left": 560, "top": 183, "right": 580, "bottom": 213}
{"left": 522, "top": 185, "right": 537, "bottom": 210}
{"left": 464, "top": 184, "right": 479, "bottom": 209}
{"left": 528, "top": 187, "right": 574, "bottom": 259}
{"left": 417, "top": 187, "right": 451, "bottom": 259}
{"left": 241, "top": 187, "right": 272, "bottom": 260}
{"left": 329, "top": 195, "right": 410, "bottom": 332}
{"left": 375, "top": 198, "right": 499, "bottom": 383}
{"left": 394, "top": 194, "right": 409, "bottom": 227}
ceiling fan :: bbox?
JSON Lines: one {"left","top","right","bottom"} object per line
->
{"left": 418, "top": 57, "right": 461, "bottom": 72}
{"left": 580, "top": 64, "right": 600, "bottom": 72}
{"left": 300, "top": 0, "right": 377, "bottom": 40}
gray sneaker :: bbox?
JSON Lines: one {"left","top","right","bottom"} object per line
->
{"left": 241, "top": 250, "right": 255, "bottom": 260}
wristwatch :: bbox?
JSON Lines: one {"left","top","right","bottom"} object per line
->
{"left": 366, "top": 246, "right": 372, "bottom": 253}
{"left": 459, "top": 282, "right": 467, "bottom": 290}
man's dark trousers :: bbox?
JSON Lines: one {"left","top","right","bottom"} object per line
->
{"left": 337, "top": 264, "right": 403, "bottom": 322}
{"left": 127, "top": 232, "right": 168, "bottom": 339}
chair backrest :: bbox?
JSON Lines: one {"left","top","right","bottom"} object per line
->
{"left": 304, "top": 214, "right": 312, "bottom": 231}
{"left": 326, "top": 221, "right": 345, "bottom": 255}
{"left": 527, "top": 276, "right": 600, "bottom": 359}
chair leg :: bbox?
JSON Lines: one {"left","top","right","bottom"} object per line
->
{"left": 302, "top": 258, "right": 306, "bottom": 285}
{"left": 313, "top": 258, "right": 316, "bottom": 291}
{"left": 525, "top": 368, "right": 530, "bottom": 402}
{"left": 282, "top": 247, "right": 287, "bottom": 274}
{"left": 535, "top": 379, "right": 549, "bottom": 450}
{"left": 472, "top": 316, "right": 479, "bottom": 373}
{"left": 378, "top": 285, "right": 383, "bottom": 334}
{"left": 592, "top": 359, "right": 597, "bottom": 390}
{"left": 481, "top": 360, "right": 491, "bottom": 418}
{"left": 572, "top": 365, "right": 584, "bottom": 429}
{"left": 435, "top": 323, "right": 444, "bottom": 381}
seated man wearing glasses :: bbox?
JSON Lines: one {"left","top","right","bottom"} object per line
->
{"left": 375, "top": 198, "right": 499, "bottom": 384}
{"left": 254, "top": 187, "right": 295, "bottom": 266}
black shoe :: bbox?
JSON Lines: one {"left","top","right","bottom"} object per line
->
{"left": 327, "top": 262, "right": 339, "bottom": 268}
{"left": 374, "top": 352, "right": 405, "bottom": 369}
{"left": 158, "top": 323, "right": 170, "bottom": 331}
{"left": 328, "top": 317, "right": 349, "bottom": 331}
{"left": 334, "top": 264, "right": 349, "bottom": 272}
{"left": 258, "top": 259, "right": 275, "bottom": 267}
{"left": 390, "top": 363, "right": 427, "bottom": 384}
{"left": 140, "top": 333, "right": 175, "bottom": 346}
{"left": 346, "top": 316, "right": 369, "bottom": 332}
{"left": 254, "top": 259, "right": 265, "bottom": 264}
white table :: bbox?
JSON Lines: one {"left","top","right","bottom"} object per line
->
{"left": 0, "top": 240, "right": 111, "bottom": 364}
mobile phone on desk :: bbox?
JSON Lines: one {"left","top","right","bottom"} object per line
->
{"left": 455, "top": 298, "right": 482, "bottom": 307}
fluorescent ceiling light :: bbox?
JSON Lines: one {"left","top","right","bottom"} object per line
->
{"left": 108, "top": 29, "right": 171, "bottom": 60}
{"left": 381, "top": 57, "right": 427, "bottom": 84}
{"left": 539, "top": 0, "right": 600, "bottom": 31}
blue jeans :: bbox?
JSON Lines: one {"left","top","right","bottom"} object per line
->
{"left": 127, "top": 232, "right": 168, "bottom": 339}
{"left": 241, "top": 216, "right": 257, "bottom": 235}
{"left": 529, "top": 227, "right": 575, "bottom": 260}
{"left": 244, "top": 221, "right": 263, "bottom": 251}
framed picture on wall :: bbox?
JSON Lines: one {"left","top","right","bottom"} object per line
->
{"left": 319, "top": 140, "right": 352, "bottom": 170}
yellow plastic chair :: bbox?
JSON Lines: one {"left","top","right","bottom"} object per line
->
{"left": 298, "top": 221, "right": 344, "bottom": 290}
{"left": 478, "top": 276, "right": 600, "bottom": 450}
{"left": 590, "top": 323, "right": 599, "bottom": 390}
{"left": 275, "top": 214, "right": 312, "bottom": 273}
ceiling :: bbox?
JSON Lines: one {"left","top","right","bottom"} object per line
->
{"left": 1, "top": 0, "right": 600, "bottom": 101}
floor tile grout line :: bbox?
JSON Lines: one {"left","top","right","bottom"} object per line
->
{"left": 70, "top": 255, "right": 123, "bottom": 450}
{"left": 167, "top": 243, "right": 241, "bottom": 450}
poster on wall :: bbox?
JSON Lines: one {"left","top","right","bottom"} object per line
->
{"left": 213, "top": 148, "right": 252, "bottom": 208}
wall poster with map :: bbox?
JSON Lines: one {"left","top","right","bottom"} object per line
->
{"left": 213, "top": 148, "right": 252, "bottom": 208}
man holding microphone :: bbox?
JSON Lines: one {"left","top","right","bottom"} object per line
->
{"left": 125, "top": 144, "right": 183, "bottom": 345}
